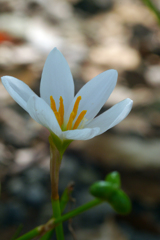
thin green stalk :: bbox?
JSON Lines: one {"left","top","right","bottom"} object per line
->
{"left": 52, "top": 199, "right": 64, "bottom": 240}
{"left": 16, "top": 198, "right": 102, "bottom": 240}
{"left": 15, "top": 226, "right": 42, "bottom": 240}
{"left": 40, "top": 231, "right": 53, "bottom": 240}
{"left": 54, "top": 198, "right": 101, "bottom": 225}
{"left": 141, "top": 0, "right": 160, "bottom": 24}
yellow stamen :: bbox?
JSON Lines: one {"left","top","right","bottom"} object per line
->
{"left": 72, "top": 96, "right": 81, "bottom": 120}
{"left": 58, "top": 96, "right": 64, "bottom": 126}
{"left": 73, "top": 110, "right": 87, "bottom": 130}
{"left": 50, "top": 96, "right": 57, "bottom": 113}
{"left": 67, "top": 111, "right": 74, "bottom": 130}
{"left": 50, "top": 96, "right": 61, "bottom": 127}
{"left": 50, "top": 95, "right": 87, "bottom": 131}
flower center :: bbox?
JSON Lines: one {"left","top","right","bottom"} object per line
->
{"left": 50, "top": 96, "right": 87, "bottom": 131}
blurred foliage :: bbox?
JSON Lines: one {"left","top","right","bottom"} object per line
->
{"left": 142, "top": 0, "right": 160, "bottom": 25}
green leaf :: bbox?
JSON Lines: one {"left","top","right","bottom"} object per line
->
{"left": 105, "top": 171, "right": 121, "bottom": 188}
{"left": 60, "top": 182, "right": 75, "bottom": 213}
{"left": 89, "top": 181, "right": 118, "bottom": 200}
{"left": 90, "top": 172, "right": 132, "bottom": 215}
{"left": 11, "top": 224, "right": 23, "bottom": 240}
{"left": 109, "top": 189, "right": 132, "bottom": 215}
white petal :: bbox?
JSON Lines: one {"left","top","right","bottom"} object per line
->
{"left": 65, "top": 69, "right": 117, "bottom": 124}
{"left": 27, "top": 95, "right": 62, "bottom": 138}
{"left": 86, "top": 98, "right": 133, "bottom": 134}
{"left": 63, "top": 127, "right": 100, "bottom": 140}
{"left": 1, "top": 76, "right": 36, "bottom": 111}
{"left": 40, "top": 48, "right": 74, "bottom": 112}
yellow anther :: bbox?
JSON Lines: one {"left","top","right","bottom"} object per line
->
{"left": 58, "top": 96, "right": 64, "bottom": 126}
{"left": 50, "top": 96, "right": 61, "bottom": 127}
{"left": 67, "top": 111, "right": 74, "bottom": 130}
{"left": 66, "top": 96, "right": 82, "bottom": 130}
{"left": 73, "top": 110, "right": 87, "bottom": 130}
{"left": 50, "top": 96, "right": 57, "bottom": 113}
{"left": 72, "top": 96, "right": 81, "bottom": 120}
{"left": 51, "top": 95, "right": 87, "bottom": 131}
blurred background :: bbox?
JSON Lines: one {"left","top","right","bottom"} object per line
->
{"left": 0, "top": 0, "right": 160, "bottom": 239}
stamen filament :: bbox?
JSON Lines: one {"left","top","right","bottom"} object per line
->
{"left": 58, "top": 96, "right": 64, "bottom": 126}
{"left": 72, "top": 96, "right": 81, "bottom": 120}
{"left": 50, "top": 96, "right": 57, "bottom": 112}
{"left": 73, "top": 110, "right": 87, "bottom": 130}
{"left": 67, "top": 112, "right": 74, "bottom": 130}
{"left": 50, "top": 96, "right": 61, "bottom": 127}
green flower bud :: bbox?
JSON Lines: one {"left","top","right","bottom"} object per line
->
{"left": 105, "top": 171, "right": 121, "bottom": 188}
{"left": 90, "top": 181, "right": 118, "bottom": 200}
{"left": 109, "top": 189, "right": 131, "bottom": 215}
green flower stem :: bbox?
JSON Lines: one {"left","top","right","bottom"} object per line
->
{"left": 49, "top": 136, "right": 64, "bottom": 240}
{"left": 40, "top": 182, "right": 74, "bottom": 240}
{"left": 49, "top": 136, "right": 62, "bottom": 201}
{"left": 141, "top": 0, "right": 160, "bottom": 24}
{"left": 52, "top": 199, "right": 64, "bottom": 240}
{"left": 16, "top": 198, "right": 102, "bottom": 240}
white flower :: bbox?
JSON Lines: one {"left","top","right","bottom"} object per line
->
{"left": 1, "top": 48, "right": 133, "bottom": 152}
